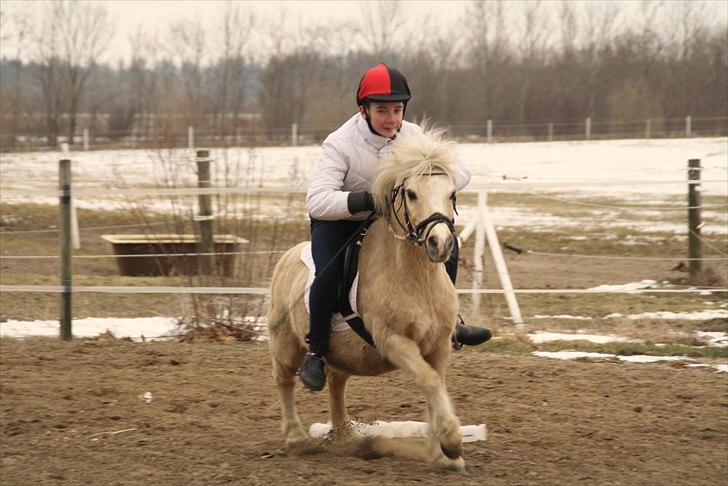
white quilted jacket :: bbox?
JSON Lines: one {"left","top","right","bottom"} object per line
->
{"left": 305, "top": 113, "right": 471, "bottom": 221}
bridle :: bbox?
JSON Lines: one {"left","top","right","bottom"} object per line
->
{"left": 388, "top": 172, "right": 458, "bottom": 245}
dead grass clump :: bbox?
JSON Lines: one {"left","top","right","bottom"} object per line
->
{"left": 176, "top": 318, "right": 263, "bottom": 343}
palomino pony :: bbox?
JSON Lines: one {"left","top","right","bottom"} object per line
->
{"left": 267, "top": 127, "right": 465, "bottom": 470}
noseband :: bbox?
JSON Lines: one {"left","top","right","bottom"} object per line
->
{"left": 389, "top": 172, "right": 458, "bottom": 245}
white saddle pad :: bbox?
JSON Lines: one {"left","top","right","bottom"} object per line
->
{"left": 300, "top": 243, "right": 360, "bottom": 332}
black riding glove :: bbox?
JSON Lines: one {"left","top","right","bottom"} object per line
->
{"left": 347, "top": 191, "right": 375, "bottom": 214}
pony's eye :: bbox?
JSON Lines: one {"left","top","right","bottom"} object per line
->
{"left": 406, "top": 189, "right": 418, "bottom": 201}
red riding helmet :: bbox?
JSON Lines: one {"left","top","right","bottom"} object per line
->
{"left": 356, "top": 63, "right": 411, "bottom": 106}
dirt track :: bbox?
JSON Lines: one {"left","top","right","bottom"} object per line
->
{"left": 1, "top": 338, "right": 726, "bottom": 485}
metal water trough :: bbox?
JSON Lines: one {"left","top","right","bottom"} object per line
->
{"left": 101, "top": 234, "right": 249, "bottom": 277}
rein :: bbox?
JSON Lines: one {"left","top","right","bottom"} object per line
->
{"left": 388, "top": 172, "right": 458, "bottom": 245}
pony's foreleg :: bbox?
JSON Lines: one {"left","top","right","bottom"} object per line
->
{"left": 422, "top": 340, "right": 464, "bottom": 469}
{"left": 272, "top": 356, "right": 307, "bottom": 446}
{"left": 378, "top": 334, "right": 464, "bottom": 470}
{"left": 327, "top": 370, "right": 350, "bottom": 428}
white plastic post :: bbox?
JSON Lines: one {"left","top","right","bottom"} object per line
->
{"left": 188, "top": 126, "right": 194, "bottom": 150}
{"left": 291, "top": 122, "right": 298, "bottom": 146}
{"left": 486, "top": 119, "right": 493, "bottom": 143}
{"left": 480, "top": 192, "right": 523, "bottom": 326}
{"left": 472, "top": 193, "right": 486, "bottom": 313}
{"left": 585, "top": 117, "right": 591, "bottom": 140}
{"left": 83, "top": 129, "right": 89, "bottom": 151}
{"left": 686, "top": 115, "right": 692, "bottom": 137}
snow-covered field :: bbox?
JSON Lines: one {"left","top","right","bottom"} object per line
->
{"left": 2, "top": 137, "right": 726, "bottom": 237}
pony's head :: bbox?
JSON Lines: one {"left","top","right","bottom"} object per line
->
{"left": 372, "top": 125, "right": 459, "bottom": 263}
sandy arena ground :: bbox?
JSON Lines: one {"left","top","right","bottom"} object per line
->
{"left": 1, "top": 337, "right": 726, "bottom": 485}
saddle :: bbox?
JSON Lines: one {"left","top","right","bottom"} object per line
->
{"left": 333, "top": 220, "right": 376, "bottom": 347}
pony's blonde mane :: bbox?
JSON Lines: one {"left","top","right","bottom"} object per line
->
{"left": 372, "top": 123, "right": 458, "bottom": 214}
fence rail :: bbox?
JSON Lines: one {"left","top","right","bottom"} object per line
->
{"left": 1, "top": 115, "right": 726, "bottom": 152}
{"left": 1, "top": 153, "right": 727, "bottom": 339}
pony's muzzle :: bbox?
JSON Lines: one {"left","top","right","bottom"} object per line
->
{"left": 426, "top": 231, "right": 454, "bottom": 263}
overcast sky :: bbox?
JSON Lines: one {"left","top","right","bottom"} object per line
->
{"left": 1, "top": 0, "right": 726, "bottom": 63}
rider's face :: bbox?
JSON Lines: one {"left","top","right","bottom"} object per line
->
{"left": 360, "top": 102, "right": 404, "bottom": 138}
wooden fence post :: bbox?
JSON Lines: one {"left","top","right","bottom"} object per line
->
{"left": 59, "top": 159, "right": 73, "bottom": 340}
{"left": 688, "top": 158, "right": 702, "bottom": 284}
{"left": 196, "top": 150, "right": 215, "bottom": 275}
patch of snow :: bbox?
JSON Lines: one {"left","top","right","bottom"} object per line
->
{"left": 529, "top": 332, "right": 639, "bottom": 344}
{"left": 0, "top": 316, "right": 269, "bottom": 341}
{"left": 532, "top": 351, "right": 615, "bottom": 360}
{"left": 532, "top": 350, "right": 727, "bottom": 373}
{"left": 696, "top": 331, "right": 728, "bottom": 347}
{"left": 531, "top": 315, "right": 591, "bottom": 320}
{"left": 0, "top": 317, "right": 180, "bottom": 340}
{"left": 607, "top": 310, "right": 728, "bottom": 320}
{"left": 618, "top": 355, "right": 687, "bottom": 363}
{"left": 589, "top": 280, "right": 659, "bottom": 292}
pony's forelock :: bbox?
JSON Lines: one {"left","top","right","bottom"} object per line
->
{"left": 372, "top": 122, "right": 458, "bottom": 214}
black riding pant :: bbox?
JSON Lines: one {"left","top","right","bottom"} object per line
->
{"left": 308, "top": 218, "right": 459, "bottom": 356}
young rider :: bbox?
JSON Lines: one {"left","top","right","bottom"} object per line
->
{"left": 300, "top": 63, "right": 492, "bottom": 391}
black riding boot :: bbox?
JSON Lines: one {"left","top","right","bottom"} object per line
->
{"left": 452, "top": 315, "right": 493, "bottom": 349}
{"left": 299, "top": 352, "right": 326, "bottom": 391}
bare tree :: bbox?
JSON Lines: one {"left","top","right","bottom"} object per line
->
{"left": 463, "top": 0, "right": 509, "bottom": 120}
{"left": 0, "top": 6, "right": 32, "bottom": 143}
{"left": 516, "top": 0, "right": 548, "bottom": 123}
{"left": 32, "top": 1, "right": 64, "bottom": 146}
{"left": 164, "top": 17, "right": 208, "bottom": 127}
{"left": 582, "top": 1, "right": 622, "bottom": 116}
{"left": 357, "top": 0, "right": 406, "bottom": 59}
{"left": 212, "top": 1, "right": 255, "bottom": 135}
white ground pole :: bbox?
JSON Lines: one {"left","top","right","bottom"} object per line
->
{"left": 83, "top": 129, "right": 89, "bottom": 151}
{"left": 458, "top": 190, "right": 524, "bottom": 326}
{"left": 59, "top": 143, "right": 81, "bottom": 249}
{"left": 309, "top": 421, "right": 486, "bottom": 443}
{"left": 188, "top": 126, "right": 194, "bottom": 151}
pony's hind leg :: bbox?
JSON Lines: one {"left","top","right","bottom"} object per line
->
{"left": 268, "top": 307, "right": 307, "bottom": 445}
{"left": 272, "top": 355, "right": 307, "bottom": 446}
{"left": 327, "top": 370, "right": 350, "bottom": 428}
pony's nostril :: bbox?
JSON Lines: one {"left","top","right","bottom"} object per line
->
{"left": 427, "top": 235, "right": 438, "bottom": 250}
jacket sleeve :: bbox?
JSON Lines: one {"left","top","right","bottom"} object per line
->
{"left": 305, "top": 140, "right": 353, "bottom": 220}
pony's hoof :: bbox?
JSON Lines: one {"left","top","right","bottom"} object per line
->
{"left": 441, "top": 442, "right": 463, "bottom": 460}
{"left": 435, "top": 454, "right": 466, "bottom": 472}
{"left": 283, "top": 427, "right": 308, "bottom": 447}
